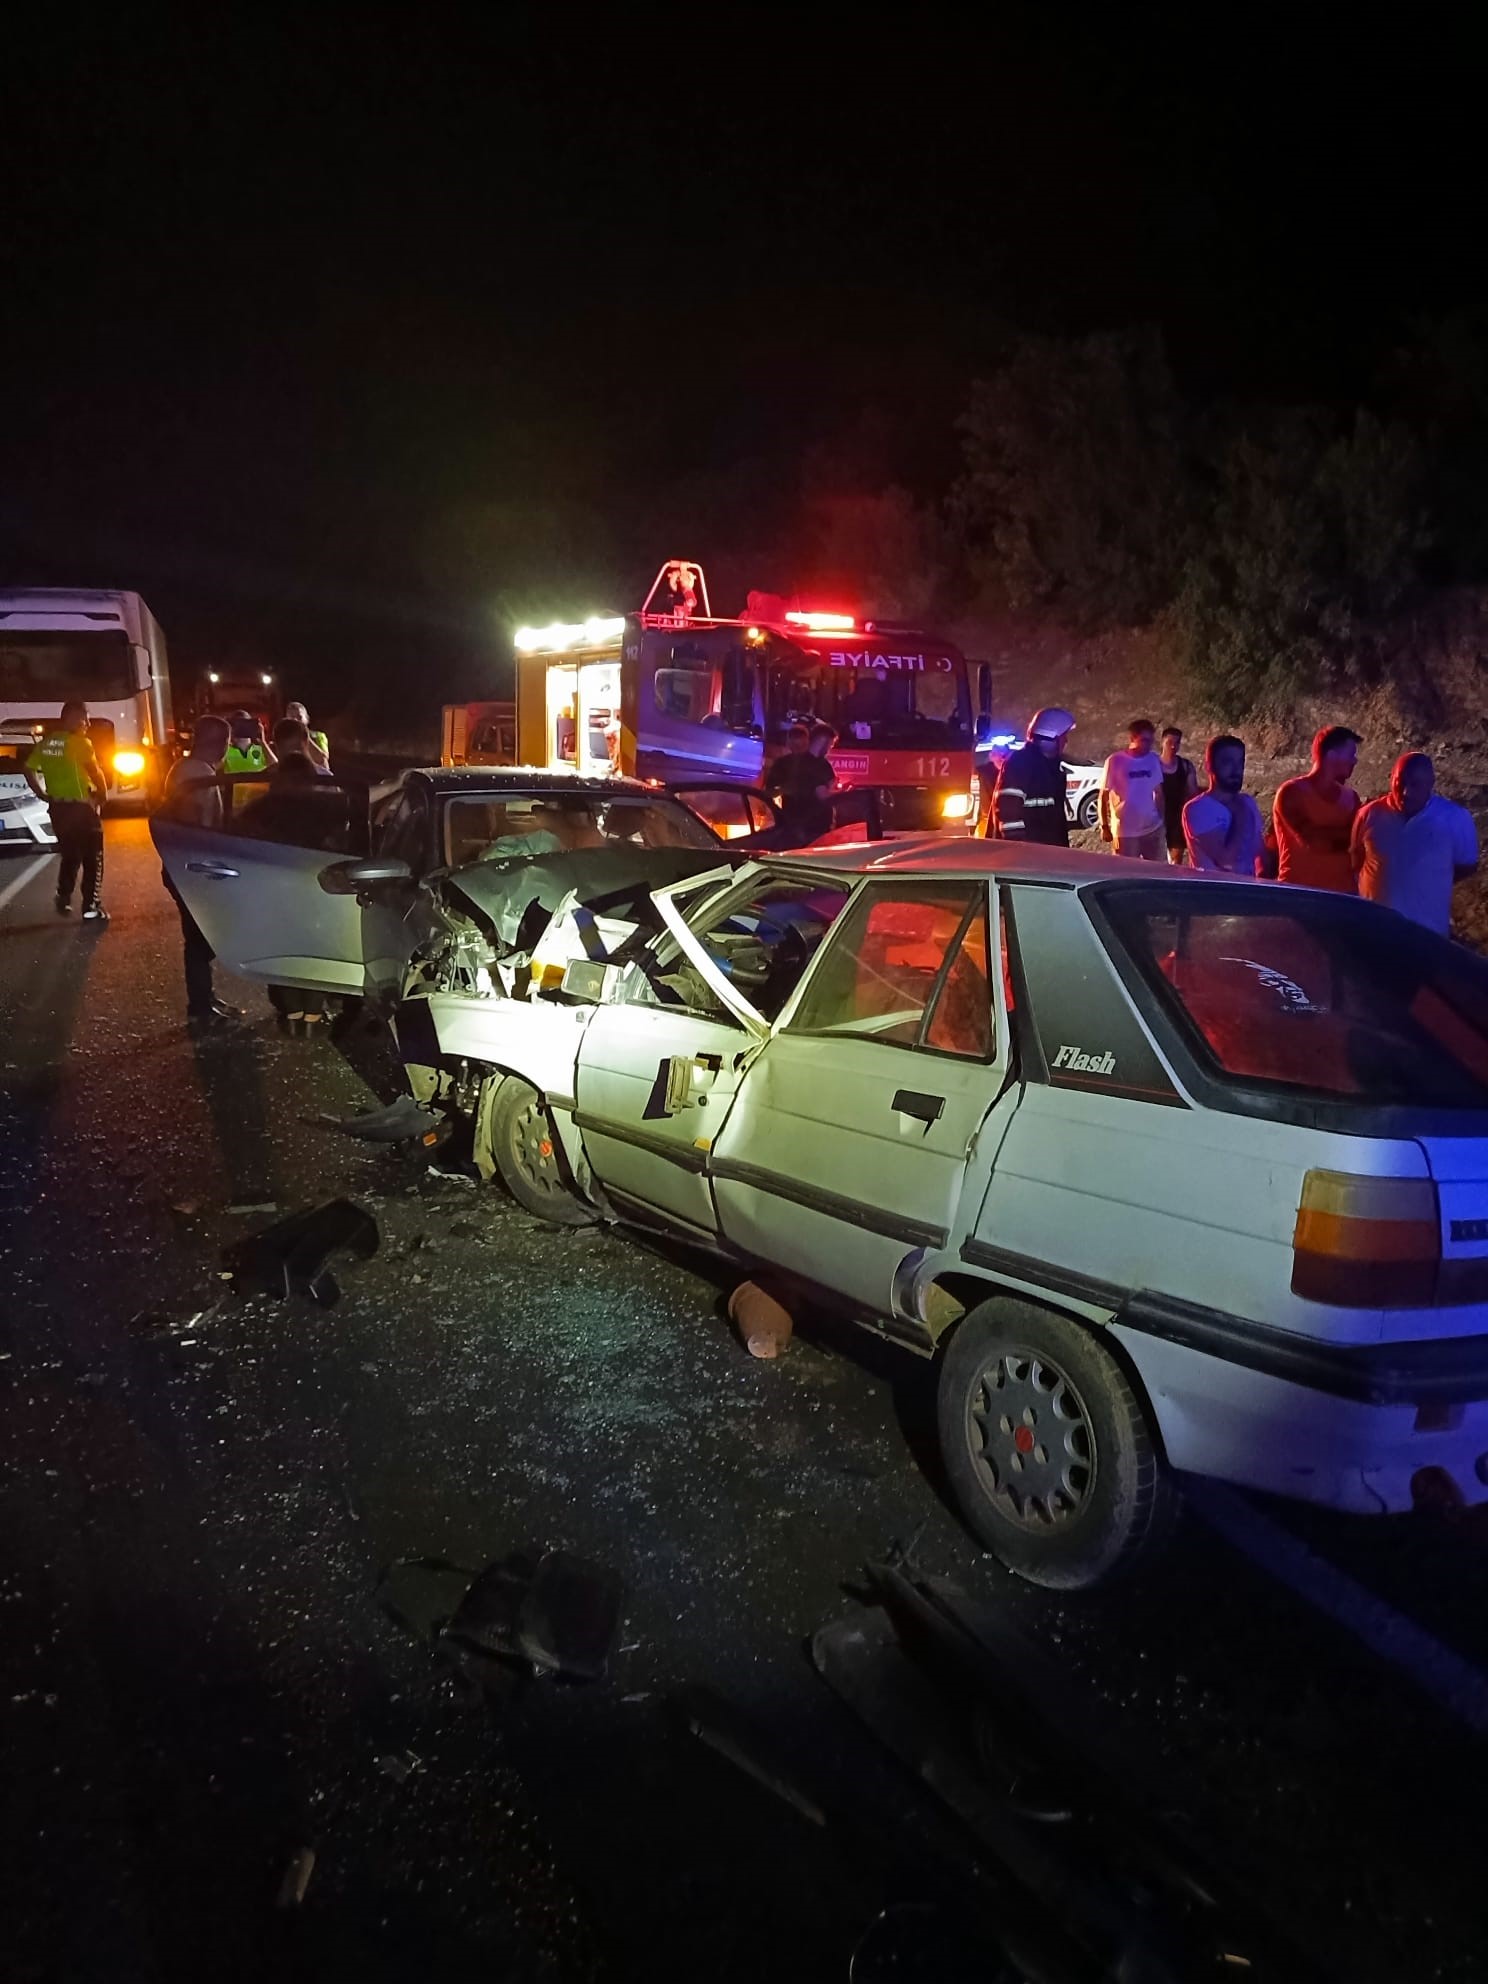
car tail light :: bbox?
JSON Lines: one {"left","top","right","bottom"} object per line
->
{"left": 1291, "top": 1170, "right": 1440, "bottom": 1307}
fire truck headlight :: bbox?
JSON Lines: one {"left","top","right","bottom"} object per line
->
{"left": 941, "top": 791, "right": 974, "bottom": 821}
{"left": 113, "top": 750, "right": 146, "bottom": 779}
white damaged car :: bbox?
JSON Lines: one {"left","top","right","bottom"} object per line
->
{"left": 395, "top": 838, "right": 1488, "bottom": 1587}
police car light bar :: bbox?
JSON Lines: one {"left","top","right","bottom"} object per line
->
{"left": 513, "top": 616, "right": 626, "bottom": 654}
{"left": 785, "top": 610, "right": 857, "bottom": 632}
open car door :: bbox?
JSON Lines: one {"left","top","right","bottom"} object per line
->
{"left": 571, "top": 863, "right": 849, "bottom": 1241}
{"left": 151, "top": 774, "right": 409, "bottom": 999}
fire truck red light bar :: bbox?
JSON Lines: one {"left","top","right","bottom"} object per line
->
{"left": 785, "top": 611, "right": 856, "bottom": 631}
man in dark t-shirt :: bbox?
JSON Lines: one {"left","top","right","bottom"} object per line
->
{"left": 766, "top": 723, "right": 835, "bottom": 842}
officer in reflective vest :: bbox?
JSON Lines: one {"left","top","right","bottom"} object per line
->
{"left": 24, "top": 699, "right": 110, "bottom": 921}
{"left": 222, "top": 711, "right": 275, "bottom": 774}
{"left": 286, "top": 701, "right": 330, "bottom": 772}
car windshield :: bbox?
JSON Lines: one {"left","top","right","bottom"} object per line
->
{"left": 642, "top": 873, "right": 853, "bottom": 1025}
{"left": 766, "top": 650, "right": 972, "bottom": 749}
{"left": 444, "top": 792, "right": 719, "bottom": 869}
{"left": 0, "top": 631, "right": 135, "bottom": 702}
{"left": 1102, "top": 886, "right": 1488, "bottom": 1108}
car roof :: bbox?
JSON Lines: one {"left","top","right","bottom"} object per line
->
{"left": 769, "top": 836, "right": 1269, "bottom": 888}
{"left": 402, "top": 765, "right": 664, "bottom": 799}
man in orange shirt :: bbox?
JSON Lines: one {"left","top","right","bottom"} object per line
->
{"left": 1264, "top": 724, "right": 1362, "bottom": 891}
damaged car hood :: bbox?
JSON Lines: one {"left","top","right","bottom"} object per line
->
{"left": 440, "top": 846, "right": 734, "bottom": 955}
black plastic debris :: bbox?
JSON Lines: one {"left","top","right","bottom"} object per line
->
{"left": 320, "top": 1093, "right": 442, "bottom": 1142}
{"left": 440, "top": 1548, "right": 624, "bottom": 1683}
{"left": 814, "top": 1562, "right": 1330, "bottom": 1984}
{"left": 673, "top": 1684, "right": 826, "bottom": 1825}
{"left": 223, "top": 1198, "right": 379, "bottom": 1307}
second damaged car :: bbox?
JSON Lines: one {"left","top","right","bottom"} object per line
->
{"left": 399, "top": 839, "right": 1488, "bottom": 1589}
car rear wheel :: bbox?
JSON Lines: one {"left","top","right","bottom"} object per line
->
{"left": 486, "top": 1077, "right": 597, "bottom": 1226}
{"left": 1077, "top": 791, "right": 1099, "bottom": 831}
{"left": 936, "top": 1300, "right": 1174, "bottom": 1589}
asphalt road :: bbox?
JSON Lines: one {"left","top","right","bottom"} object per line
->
{"left": 2, "top": 819, "right": 1487, "bottom": 1982}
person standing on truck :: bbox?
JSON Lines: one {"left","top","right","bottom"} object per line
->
{"left": 1100, "top": 719, "right": 1167, "bottom": 860}
{"left": 986, "top": 707, "right": 1073, "bottom": 847}
{"left": 285, "top": 701, "right": 330, "bottom": 772}
{"left": 1264, "top": 725, "right": 1362, "bottom": 891}
{"left": 24, "top": 700, "right": 109, "bottom": 922}
{"left": 159, "top": 715, "right": 241, "bottom": 1027}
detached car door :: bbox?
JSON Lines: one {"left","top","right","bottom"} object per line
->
{"left": 572, "top": 864, "right": 851, "bottom": 1241}
{"left": 710, "top": 879, "right": 1010, "bottom": 1317}
{"left": 152, "top": 773, "right": 389, "bottom": 998}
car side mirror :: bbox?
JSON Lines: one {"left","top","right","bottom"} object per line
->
{"left": 560, "top": 958, "right": 622, "bottom": 1004}
{"left": 319, "top": 856, "right": 413, "bottom": 896}
{"left": 974, "top": 712, "right": 994, "bottom": 743}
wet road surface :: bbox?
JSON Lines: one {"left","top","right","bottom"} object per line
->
{"left": 2, "top": 819, "right": 1486, "bottom": 1980}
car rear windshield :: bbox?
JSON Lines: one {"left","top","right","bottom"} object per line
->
{"left": 1101, "top": 887, "right": 1488, "bottom": 1109}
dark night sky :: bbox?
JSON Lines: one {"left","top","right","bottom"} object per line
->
{"left": 4, "top": 10, "right": 1486, "bottom": 713}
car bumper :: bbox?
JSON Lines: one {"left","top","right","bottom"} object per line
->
{"left": 0, "top": 811, "right": 55, "bottom": 846}
{"left": 1117, "top": 1326, "right": 1488, "bottom": 1513}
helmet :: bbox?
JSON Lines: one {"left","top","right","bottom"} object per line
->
{"left": 1027, "top": 706, "right": 1075, "bottom": 742}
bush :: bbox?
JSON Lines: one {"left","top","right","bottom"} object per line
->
{"left": 954, "top": 328, "right": 1191, "bottom": 626}
{"left": 1175, "top": 410, "right": 1428, "bottom": 713}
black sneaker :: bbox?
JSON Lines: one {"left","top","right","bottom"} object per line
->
{"left": 55, "top": 897, "right": 72, "bottom": 915}
{"left": 81, "top": 904, "right": 110, "bottom": 925}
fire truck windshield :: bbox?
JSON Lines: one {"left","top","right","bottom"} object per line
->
{"left": 766, "top": 647, "right": 971, "bottom": 749}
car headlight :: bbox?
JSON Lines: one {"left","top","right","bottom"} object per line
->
{"left": 941, "top": 791, "right": 974, "bottom": 821}
{"left": 113, "top": 750, "right": 146, "bottom": 778}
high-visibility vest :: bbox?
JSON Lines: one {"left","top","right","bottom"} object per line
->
{"left": 27, "top": 731, "right": 97, "bottom": 801}
{"left": 223, "top": 743, "right": 268, "bottom": 773}
{"left": 309, "top": 729, "right": 329, "bottom": 756}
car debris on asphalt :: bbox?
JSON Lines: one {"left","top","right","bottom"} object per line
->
{"left": 223, "top": 1198, "right": 380, "bottom": 1307}
{"left": 727, "top": 1279, "right": 795, "bottom": 1360}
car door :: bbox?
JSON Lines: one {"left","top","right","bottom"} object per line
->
{"left": 572, "top": 864, "right": 851, "bottom": 1239}
{"left": 152, "top": 773, "right": 395, "bottom": 998}
{"left": 666, "top": 783, "right": 780, "bottom": 844}
{"left": 709, "top": 879, "right": 1011, "bottom": 1317}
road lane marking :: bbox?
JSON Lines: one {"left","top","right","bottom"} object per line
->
{"left": 0, "top": 855, "right": 50, "bottom": 918}
{"left": 1190, "top": 1482, "right": 1488, "bottom": 1736}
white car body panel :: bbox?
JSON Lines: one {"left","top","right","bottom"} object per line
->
{"left": 406, "top": 838, "right": 1488, "bottom": 1517}
{"left": 0, "top": 767, "right": 55, "bottom": 846}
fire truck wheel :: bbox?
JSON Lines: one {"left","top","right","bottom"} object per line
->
{"left": 488, "top": 1078, "right": 597, "bottom": 1226}
{"left": 937, "top": 1299, "right": 1175, "bottom": 1589}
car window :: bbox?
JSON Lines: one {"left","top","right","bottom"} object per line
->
{"left": 787, "top": 883, "right": 995, "bottom": 1057}
{"left": 1104, "top": 889, "right": 1488, "bottom": 1107}
{"left": 673, "top": 788, "right": 776, "bottom": 839}
{"left": 209, "top": 774, "right": 355, "bottom": 854}
{"left": 376, "top": 785, "right": 431, "bottom": 871}
{"left": 643, "top": 874, "right": 852, "bottom": 1025}
{"left": 444, "top": 792, "right": 718, "bottom": 868}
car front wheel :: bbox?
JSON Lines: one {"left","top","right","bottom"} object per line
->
{"left": 1077, "top": 791, "right": 1100, "bottom": 831}
{"left": 936, "top": 1300, "right": 1174, "bottom": 1589}
{"left": 485, "top": 1077, "right": 597, "bottom": 1227}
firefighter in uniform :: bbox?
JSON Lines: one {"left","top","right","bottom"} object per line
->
{"left": 985, "top": 706, "right": 1075, "bottom": 847}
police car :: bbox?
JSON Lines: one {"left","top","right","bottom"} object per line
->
{"left": 0, "top": 756, "right": 56, "bottom": 848}
{"left": 393, "top": 837, "right": 1488, "bottom": 1589}
{"left": 1063, "top": 759, "right": 1103, "bottom": 832}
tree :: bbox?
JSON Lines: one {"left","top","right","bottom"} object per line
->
{"left": 953, "top": 328, "right": 1191, "bottom": 626}
{"left": 1174, "top": 408, "right": 1427, "bottom": 712}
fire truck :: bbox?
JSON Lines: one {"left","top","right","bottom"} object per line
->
{"left": 513, "top": 560, "right": 981, "bottom": 831}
